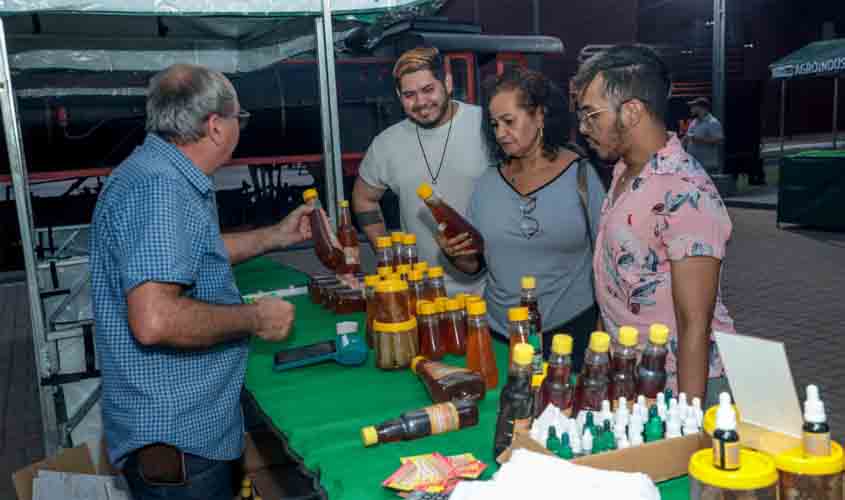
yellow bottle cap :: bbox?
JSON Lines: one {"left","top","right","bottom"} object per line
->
{"left": 689, "top": 449, "right": 778, "bottom": 490}
{"left": 242, "top": 478, "right": 252, "bottom": 487}
{"left": 417, "top": 182, "right": 434, "bottom": 200}
{"left": 302, "top": 188, "right": 318, "bottom": 202}
{"left": 619, "top": 326, "right": 639, "bottom": 347}
{"left": 387, "top": 273, "right": 404, "bottom": 282}
{"left": 364, "top": 275, "right": 381, "bottom": 287}
{"left": 445, "top": 298, "right": 462, "bottom": 312}
{"left": 241, "top": 487, "right": 252, "bottom": 498}
{"left": 375, "top": 279, "right": 408, "bottom": 293}
{"left": 376, "top": 266, "right": 392, "bottom": 277}
{"left": 410, "top": 356, "right": 427, "bottom": 373}
{"left": 376, "top": 236, "right": 393, "bottom": 248}
{"left": 361, "top": 425, "right": 379, "bottom": 447}
{"left": 775, "top": 442, "right": 844, "bottom": 476}
{"left": 391, "top": 231, "right": 405, "bottom": 244}
{"left": 464, "top": 294, "right": 482, "bottom": 304}
{"left": 397, "top": 264, "right": 411, "bottom": 274}
{"left": 552, "top": 334, "right": 573, "bottom": 355}
{"left": 428, "top": 266, "right": 444, "bottom": 278}
{"left": 340, "top": 199, "right": 349, "bottom": 208}
{"left": 508, "top": 307, "right": 529, "bottom": 322}
{"left": 417, "top": 300, "right": 435, "bottom": 315}
{"left": 588, "top": 331, "right": 611, "bottom": 353}
{"left": 512, "top": 342, "right": 534, "bottom": 366}
{"left": 403, "top": 233, "right": 417, "bottom": 245}
{"left": 372, "top": 317, "right": 417, "bottom": 333}
{"left": 408, "top": 269, "right": 425, "bottom": 282}
{"left": 531, "top": 362, "right": 549, "bottom": 387}
{"left": 434, "top": 297, "right": 448, "bottom": 313}
{"left": 650, "top": 323, "right": 670, "bottom": 344}
{"left": 467, "top": 300, "right": 487, "bottom": 316}
{"left": 521, "top": 276, "right": 536, "bottom": 289}
{"left": 412, "top": 262, "right": 429, "bottom": 273}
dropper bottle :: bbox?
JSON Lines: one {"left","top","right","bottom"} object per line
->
{"left": 802, "top": 384, "right": 831, "bottom": 457}
{"left": 712, "top": 392, "right": 740, "bottom": 471}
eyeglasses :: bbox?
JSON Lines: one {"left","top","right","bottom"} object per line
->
{"left": 233, "top": 110, "right": 250, "bottom": 131}
{"left": 575, "top": 107, "right": 609, "bottom": 131}
{"left": 519, "top": 195, "right": 540, "bottom": 239}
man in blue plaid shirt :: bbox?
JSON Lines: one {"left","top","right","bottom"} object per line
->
{"left": 90, "top": 64, "right": 314, "bottom": 499}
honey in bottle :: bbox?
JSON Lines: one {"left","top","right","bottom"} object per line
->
{"left": 494, "top": 343, "right": 535, "bottom": 458}
{"left": 375, "top": 236, "right": 395, "bottom": 270}
{"left": 442, "top": 298, "right": 467, "bottom": 355}
{"left": 391, "top": 231, "right": 405, "bottom": 268}
{"left": 538, "top": 334, "right": 573, "bottom": 417}
{"left": 401, "top": 233, "right": 419, "bottom": 266}
{"left": 507, "top": 307, "right": 532, "bottom": 369}
{"left": 425, "top": 266, "right": 448, "bottom": 302}
{"left": 336, "top": 200, "right": 361, "bottom": 274}
{"left": 520, "top": 276, "right": 542, "bottom": 336}
{"left": 609, "top": 326, "right": 639, "bottom": 406}
{"left": 302, "top": 188, "right": 343, "bottom": 270}
{"left": 376, "top": 265, "right": 392, "bottom": 280}
{"left": 465, "top": 300, "right": 498, "bottom": 390}
{"left": 411, "top": 261, "right": 429, "bottom": 279}
{"left": 363, "top": 275, "right": 380, "bottom": 348}
{"left": 411, "top": 357, "right": 485, "bottom": 403}
{"left": 572, "top": 331, "right": 611, "bottom": 414}
{"left": 360, "top": 399, "right": 479, "bottom": 447}
{"left": 416, "top": 301, "right": 446, "bottom": 360}
{"left": 636, "top": 324, "right": 669, "bottom": 399}
{"left": 396, "top": 264, "right": 412, "bottom": 281}
{"left": 417, "top": 183, "right": 485, "bottom": 254}
{"left": 408, "top": 269, "right": 427, "bottom": 313}
{"left": 434, "top": 297, "right": 450, "bottom": 350}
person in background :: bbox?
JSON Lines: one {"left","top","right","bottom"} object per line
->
{"left": 352, "top": 47, "right": 488, "bottom": 294}
{"left": 435, "top": 66, "right": 605, "bottom": 369}
{"left": 683, "top": 96, "right": 724, "bottom": 175}
{"left": 90, "top": 64, "right": 313, "bottom": 500}
{"left": 573, "top": 45, "right": 735, "bottom": 406}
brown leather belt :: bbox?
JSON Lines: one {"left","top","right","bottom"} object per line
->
{"left": 135, "top": 443, "right": 186, "bottom": 485}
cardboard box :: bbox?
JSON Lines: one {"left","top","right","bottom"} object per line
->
{"left": 12, "top": 443, "right": 119, "bottom": 500}
{"left": 499, "top": 431, "right": 710, "bottom": 483}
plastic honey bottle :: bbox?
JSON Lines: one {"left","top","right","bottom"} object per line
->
{"left": 465, "top": 300, "right": 498, "bottom": 390}
{"left": 636, "top": 324, "right": 669, "bottom": 399}
{"left": 416, "top": 183, "right": 484, "bottom": 253}
{"left": 519, "top": 276, "right": 542, "bottom": 336}
{"left": 336, "top": 200, "right": 361, "bottom": 274}
{"left": 302, "top": 188, "right": 343, "bottom": 270}
{"left": 493, "top": 343, "right": 535, "bottom": 457}
{"left": 361, "top": 399, "right": 479, "bottom": 447}
{"left": 538, "top": 334, "right": 573, "bottom": 416}
{"left": 609, "top": 326, "right": 638, "bottom": 406}
{"left": 375, "top": 236, "right": 395, "bottom": 270}
{"left": 572, "top": 332, "right": 611, "bottom": 413}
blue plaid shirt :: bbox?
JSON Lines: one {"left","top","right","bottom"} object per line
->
{"left": 90, "top": 134, "right": 247, "bottom": 467}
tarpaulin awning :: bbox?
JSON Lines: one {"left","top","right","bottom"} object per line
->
{"left": 770, "top": 38, "right": 845, "bottom": 80}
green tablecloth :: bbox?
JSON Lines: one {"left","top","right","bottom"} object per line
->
{"left": 236, "top": 256, "right": 689, "bottom": 499}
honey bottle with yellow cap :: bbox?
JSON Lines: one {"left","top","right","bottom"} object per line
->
{"left": 390, "top": 231, "right": 405, "bottom": 268}
{"left": 465, "top": 300, "right": 498, "bottom": 390}
{"left": 302, "top": 188, "right": 343, "bottom": 270}
{"left": 336, "top": 200, "right": 361, "bottom": 274}
{"left": 363, "top": 275, "right": 381, "bottom": 348}
{"left": 374, "top": 236, "right": 395, "bottom": 270}
{"left": 637, "top": 324, "right": 669, "bottom": 399}
{"left": 519, "top": 276, "right": 542, "bottom": 336}
{"left": 401, "top": 233, "right": 419, "bottom": 266}
{"left": 442, "top": 298, "right": 467, "bottom": 355}
{"left": 360, "top": 399, "right": 479, "bottom": 447}
{"left": 416, "top": 182, "right": 484, "bottom": 253}
{"left": 572, "top": 332, "right": 611, "bottom": 414}
{"left": 538, "top": 334, "right": 574, "bottom": 416}
{"left": 425, "top": 266, "right": 448, "bottom": 302}
{"left": 609, "top": 326, "right": 639, "bottom": 407}
{"left": 507, "top": 307, "right": 532, "bottom": 369}
{"left": 416, "top": 300, "right": 446, "bottom": 360}
{"left": 411, "top": 356, "right": 485, "bottom": 403}
{"left": 494, "top": 343, "right": 535, "bottom": 457}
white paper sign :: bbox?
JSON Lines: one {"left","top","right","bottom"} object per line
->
{"left": 714, "top": 331, "right": 803, "bottom": 438}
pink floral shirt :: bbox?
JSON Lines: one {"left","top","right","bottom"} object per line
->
{"left": 594, "top": 134, "right": 735, "bottom": 392}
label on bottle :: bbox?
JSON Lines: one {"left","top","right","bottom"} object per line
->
{"left": 803, "top": 431, "right": 832, "bottom": 457}
{"left": 425, "top": 362, "right": 470, "bottom": 381}
{"left": 343, "top": 246, "right": 360, "bottom": 265}
{"left": 425, "top": 402, "right": 461, "bottom": 435}
{"left": 712, "top": 438, "right": 740, "bottom": 470}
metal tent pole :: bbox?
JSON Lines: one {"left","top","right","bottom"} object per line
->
{"left": 712, "top": 0, "right": 726, "bottom": 172}
{"left": 833, "top": 76, "right": 839, "bottom": 149}
{"left": 0, "top": 17, "right": 60, "bottom": 456}
{"left": 315, "top": 0, "right": 344, "bottom": 226}
{"left": 780, "top": 79, "right": 786, "bottom": 154}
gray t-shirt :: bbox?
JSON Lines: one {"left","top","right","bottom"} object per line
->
{"left": 686, "top": 113, "right": 723, "bottom": 170}
{"left": 358, "top": 101, "right": 488, "bottom": 294}
{"left": 467, "top": 159, "right": 606, "bottom": 335}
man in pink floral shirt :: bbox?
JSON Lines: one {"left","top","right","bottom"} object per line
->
{"left": 573, "top": 45, "right": 735, "bottom": 406}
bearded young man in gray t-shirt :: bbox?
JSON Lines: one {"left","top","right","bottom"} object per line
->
{"left": 352, "top": 47, "right": 488, "bottom": 294}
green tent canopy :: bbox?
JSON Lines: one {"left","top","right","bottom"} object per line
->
{"left": 770, "top": 38, "right": 845, "bottom": 80}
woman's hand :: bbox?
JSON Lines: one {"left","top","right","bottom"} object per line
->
{"left": 435, "top": 232, "right": 479, "bottom": 258}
